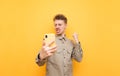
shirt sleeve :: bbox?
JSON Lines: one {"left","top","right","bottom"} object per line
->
{"left": 72, "top": 41, "right": 83, "bottom": 62}
{"left": 35, "top": 52, "right": 47, "bottom": 66}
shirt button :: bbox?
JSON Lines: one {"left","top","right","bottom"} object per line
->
{"left": 64, "top": 65, "right": 67, "bottom": 67}
{"left": 64, "top": 74, "right": 67, "bottom": 76}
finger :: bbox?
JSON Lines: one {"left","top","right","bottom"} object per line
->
{"left": 42, "top": 40, "right": 45, "bottom": 46}
{"left": 49, "top": 48, "right": 57, "bottom": 53}
{"left": 47, "top": 52, "right": 53, "bottom": 56}
{"left": 74, "top": 32, "right": 77, "bottom": 34}
{"left": 45, "top": 47, "right": 50, "bottom": 51}
{"left": 46, "top": 40, "right": 55, "bottom": 47}
{"left": 73, "top": 33, "right": 78, "bottom": 38}
{"left": 49, "top": 45, "right": 57, "bottom": 50}
{"left": 73, "top": 33, "right": 77, "bottom": 36}
{"left": 44, "top": 45, "right": 56, "bottom": 52}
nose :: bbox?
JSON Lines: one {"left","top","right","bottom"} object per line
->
{"left": 55, "top": 24, "right": 59, "bottom": 28}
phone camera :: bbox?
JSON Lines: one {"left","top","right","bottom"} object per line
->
{"left": 45, "top": 35, "right": 48, "bottom": 38}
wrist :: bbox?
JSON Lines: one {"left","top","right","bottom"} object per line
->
{"left": 75, "top": 39, "right": 79, "bottom": 44}
{"left": 39, "top": 52, "right": 46, "bottom": 60}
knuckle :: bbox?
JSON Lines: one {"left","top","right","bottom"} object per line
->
{"left": 43, "top": 46, "right": 46, "bottom": 49}
{"left": 47, "top": 51, "right": 50, "bottom": 54}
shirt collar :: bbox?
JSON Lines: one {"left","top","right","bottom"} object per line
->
{"left": 56, "top": 34, "right": 66, "bottom": 41}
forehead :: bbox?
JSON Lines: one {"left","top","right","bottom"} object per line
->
{"left": 54, "top": 20, "right": 65, "bottom": 24}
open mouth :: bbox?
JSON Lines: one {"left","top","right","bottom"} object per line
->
{"left": 56, "top": 29, "right": 60, "bottom": 33}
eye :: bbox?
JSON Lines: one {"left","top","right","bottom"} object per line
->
{"left": 58, "top": 24, "right": 62, "bottom": 26}
{"left": 54, "top": 24, "right": 57, "bottom": 26}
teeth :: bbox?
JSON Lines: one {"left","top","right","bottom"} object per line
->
{"left": 56, "top": 30, "right": 59, "bottom": 33}
{"left": 56, "top": 29, "right": 60, "bottom": 33}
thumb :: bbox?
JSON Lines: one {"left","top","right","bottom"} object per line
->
{"left": 42, "top": 39, "right": 46, "bottom": 46}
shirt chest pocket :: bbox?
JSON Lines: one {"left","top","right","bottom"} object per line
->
{"left": 66, "top": 46, "right": 73, "bottom": 59}
{"left": 66, "top": 42, "right": 73, "bottom": 53}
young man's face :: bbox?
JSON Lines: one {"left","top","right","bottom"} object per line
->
{"left": 54, "top": 20, "right": 67, "bottom": 35}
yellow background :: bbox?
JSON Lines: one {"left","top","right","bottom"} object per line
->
{"left": 0, "top": 0, "right": 120, "bottom": 76}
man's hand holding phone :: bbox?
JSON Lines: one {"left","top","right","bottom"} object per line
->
{"left": 39, "top": 34, "right": 57, "bottom": 60}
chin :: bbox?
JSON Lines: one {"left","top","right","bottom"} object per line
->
{"left": 56, "top": 33, "right": 62, "bottom": 35}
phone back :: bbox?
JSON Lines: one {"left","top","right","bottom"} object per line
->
{"left": 44, "top": 33, "right": 56, "bottom": 47}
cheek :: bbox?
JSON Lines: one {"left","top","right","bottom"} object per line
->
{"left": 60, "top": 27, "right": 65, "bottom": 31}
{"left": 63, "top": 26, "right": 66, "bottom": 30}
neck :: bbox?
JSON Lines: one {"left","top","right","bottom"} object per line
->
{"left": 56, "top": 33, "right": 65, "bottom": 37}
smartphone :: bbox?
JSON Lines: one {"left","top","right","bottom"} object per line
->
{"left": 43, "top": 33, "right": 56, "bottom": 47}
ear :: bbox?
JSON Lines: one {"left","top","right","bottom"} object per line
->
{"left": 65, "top": 24, "right": 67, "bottom": 28}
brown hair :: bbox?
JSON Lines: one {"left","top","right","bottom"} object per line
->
{"left": 53, "top": 14, "right": 67, "bottom": 24}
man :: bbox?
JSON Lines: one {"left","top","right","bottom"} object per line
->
{"left": 36, "top": 14, "right": 83, "bottom": 76}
